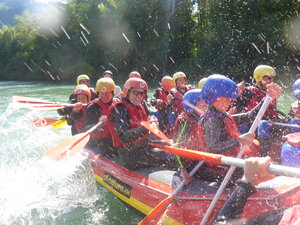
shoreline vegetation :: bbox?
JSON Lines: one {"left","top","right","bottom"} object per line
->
{"left": 0, "top": 0, "right": 299, "bottom": 85}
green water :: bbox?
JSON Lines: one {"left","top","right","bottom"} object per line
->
{"left": 0, "top": 81, "right": 143, "bottom": 225}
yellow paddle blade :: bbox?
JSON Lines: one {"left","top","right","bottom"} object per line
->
{"left": 51, "top": 120, "right": 67, "bottom": 129}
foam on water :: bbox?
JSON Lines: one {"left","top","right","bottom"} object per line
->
{"left": 0, "top": 104, "right": 100, "bottom": 225}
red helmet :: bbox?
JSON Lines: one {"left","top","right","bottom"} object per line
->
{"left": 129, "top": 71, "right": 141, "bottom": 79}
{"left": 123, "top": 78, "right": 148, "bottom": 97}
{"left": 73, "top": 85, "right": 91, "bottom": 102}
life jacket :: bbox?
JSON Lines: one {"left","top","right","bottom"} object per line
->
{"left": 170, "top": 85, "right": 194, "bottom": 115}
{"left": 108, "top": 101, "right": 149, "bottom": 147}
{"left": 90, "top": 98, "right": 119, "bottom": 140}
{"left": 279, "top": 205, "right": 300, "bottom": 225}
{"left": 173, "top": 112, "right": 200, "bottom": 151}
{"left": 198, "top": 112, "right": 260, "bottom": 173}
{"left": 73, "top": 107, "right": 87, "bottom": 134}
{"left": 244, "top": 86, "right": 277, "bottom": 120}
{"left": 154, "top": 87, "right": 169, "bottom": 111}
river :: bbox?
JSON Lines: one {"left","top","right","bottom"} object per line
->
{"left": 0, "top": 81, "right": 142, "bottom": 225}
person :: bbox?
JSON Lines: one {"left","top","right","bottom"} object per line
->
{"left": 102, "top": 70, "right": 122, "bottom": 99}
{"left": 198, "top": 74, "right": 281, "bottom": 184}
{"left": 232, "top": 65, "right": 278, "bottom": 120}
{"left": 107, "top": 78, "right": 175, "bottom": 170}
{"left": 257, "top": 78, "right": 300, "bottom": 158}
{"left": 150, "top": 76, "right": 175, "bottom": 134}
{"left": 167, "top": 72, "right": 194, "bottom": 117}
{"left": 69, "top": 74, "right": 98, "bottom": 101}
{"left": 213, "top": 156, "right": 300, "bottom": 225}
{"left": 173, "top": 89, "right": 208, "bottom": 184}
{"left": 83, "top": 77, "right": 119, "bottom": 156}
{"left": 63, "top": 85, "right": 91, "bottom": 135}
{"left": 128, "top": 71, "right": 142, "bottom": 79}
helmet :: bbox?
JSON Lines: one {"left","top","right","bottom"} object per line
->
{"left": 253, "top": 65, "right": 276, "bottom": 83}
{"left": 161, "top": 76, "right": 175, "bottom": 91}
{"left": 129, "top": 71, "right": 141, "bottom": 79}
{"left": 182, "top": 89, "right": 203, "bottom": 112}
{"left": 293, "top": 79, "right": 300, "bottom": 99}
{"left": 202, "top": 74, "right": 238, "bottom": 104}
{"left": 198, "top": 77, "right": 207, "bottom": 89}
{"left": 73, "top": 84, "right": 91, "bottom": 101}
{"left": 123, "top": 78, "right": 148, "bottom": 97}
{"left": 102, "top": 70, "right": 113, "bottom": 76}
{"left": 96, "top": 77, "right": 115, "bottom": 93}
{"left": 173, "top": 72, "right": 187, "bottom": 84}
{"left": 76, "top": 74, "right": 90, "bottom": 85}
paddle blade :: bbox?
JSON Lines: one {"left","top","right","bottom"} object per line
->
{"left": 44, "top": 132, "right": 89, "bottom": 160}
{"left": 51, "top": 120, "right": 67, "bottom": 129}
{"left": 149, "top": 143, "right": 223, "bottom": 165}
{"left": 33, "top": 118, "right": 58, "bottom": 127}
{"left": 18, "top": 103, "right": 67, "bottom": 111}
{"left": 12, "top": 96, "right": 53, "bottom": 104}
{"left": 139, "top": 195, "right": 173, "bottom": 225}
{"left": 141, "top": 121, "right": 172, "bottom": 146}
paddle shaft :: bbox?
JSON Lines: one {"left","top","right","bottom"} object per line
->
{"left": 200, "top": 96, "right": 272, "bottom": 225}
{"left": 271, "top": 122, "right": 300, "bottom": 129}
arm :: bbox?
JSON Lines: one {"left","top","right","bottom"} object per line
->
{"left": 110, "top": 104, "right": 149, "bottom": 143}
{"left": 83, "top": 103, "right": 102, "bottom": 131}
{"left": 150, "top": 90, "right": 160, "bottom": 106}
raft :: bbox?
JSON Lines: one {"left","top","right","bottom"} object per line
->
{"left": 86, "top": 149, "right": 300, "bottom": 225}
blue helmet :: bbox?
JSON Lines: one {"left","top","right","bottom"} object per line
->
{"left": 293, "top": 79, "right": 300, "bottom": 99}
{"left": 182, "top": 89, "right": 202, "bottom": 112}
{"left": 202, "top": 74, "right": 238, "bottom": 104}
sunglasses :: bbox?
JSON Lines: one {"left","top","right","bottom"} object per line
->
{"left": 131, "top": 89, "right": 146, "bottom": 96}
{"left": 263, "top": 75, "right": 273, "bottom": 80}
{"left": 80, "top": 80, "right": 90, "bottom": 84}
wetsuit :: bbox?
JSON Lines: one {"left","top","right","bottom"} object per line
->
{"left": 199, "top": 104, "right": 262, "bottom": 184}
{"left": 213, "top": 180, "right": 286, "bottom": 225}
{"left": 83, "top": 98, "right": 117, "bottom": 156}
{"left": 108, "top": 99, "right": 175, "bottom": 170}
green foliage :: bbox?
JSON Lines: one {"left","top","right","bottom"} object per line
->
{"left": 0, "top": 0, "right": 299, "bottom": 84}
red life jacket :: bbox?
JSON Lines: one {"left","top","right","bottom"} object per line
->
{"left": 108, "top": 101, "right": 149, "bottom": 147}
{"left": 170, "top": 85, "right": 194, "bottom": 115}
{"left": 154, "top": 87, "right": 169, "bottom": 111}
{"left": 74, "top": 107, "right": 87, "bottom": 134}
{"left": 173, "top": 112, "right": 200, "bottom": 151}
{"left": 198, "top": 112, "right": 260, "bottom": 172}
{"left": 244, "top": 86, "right": 277, "bottom": 120}
{"left": 90, "top": 98, "right": 119, "bottom": 140}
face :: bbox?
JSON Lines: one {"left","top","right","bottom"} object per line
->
{"left": 79, "top": 79, "right": 90, "bottom": 86}
{"left": 195, "top": 99, "right": 208, "bottom": 116}
{"left": 99, "top": 92, "right": 113, "bottom": 103}
{"left": 213, "top": 97, "right": 233, "bottom": 113}
{"left": 103, "top": 74, "right": 112, "bottom": 78}
{"left": 260, "top": 75, "right": 273, "bottom": 88}
{"left": 76, "top": 94, "right": 88, "bottom": 103}
{"left": 176, "top": 77, "right": 187, "bottom": 89}
{"left": 128, "top": 88, "right": 146, "bottom": 105}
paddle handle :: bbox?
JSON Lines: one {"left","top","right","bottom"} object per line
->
{"left": 200, "top": 96, "right": 272, "bottom": 225}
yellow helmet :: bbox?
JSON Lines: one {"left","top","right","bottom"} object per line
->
{"left": 76, "top": 74, "right": 90, "bottom": 85}
{"left": 96, "top": 77, "right": 115, "bottom": 93}
{"left": 198, "top": 77, "right": 207, "bottom": 89}
{"left": 173, "top": 72, "right": 187, "bottom": 84}
{"left": 253, "top": 65, "right": 276, "bottom": 83}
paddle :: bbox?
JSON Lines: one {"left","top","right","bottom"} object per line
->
{"left": 200, "top": 95, "right": 273, "bottom": 225}
{"left": 33, "top": 118, "right": 60, "bottom": 127}
{"left": 139, "top": 121, "right": 203, "bottom": 225}
{"left": 44, "top": 121, "right": 103, "bottom": 160}
{"left": 270, "top": 122, "right": 300, "bottom": 130}
{"left": 149, "top": 143, "right": 300, "bottom": 178}
{"left": 51, "top": 119, "right": 68, "bottom": 129}
{"left": 18, "top": 103, "right": 80, "bottom": 111}
{"left": 12, "top": 96, "right": 56, "bottom": 104}
{"left": 138, "top": 161, "right": 204, "bottom": 225}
